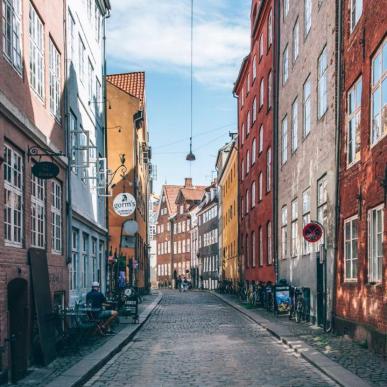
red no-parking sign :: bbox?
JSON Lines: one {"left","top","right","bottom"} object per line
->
{"left": 302, "top": 222, "right": 323, "bottom": 243}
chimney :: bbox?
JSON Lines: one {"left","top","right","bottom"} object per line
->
{"left": 184, "top": 178, "right": 193, "bottom": 188}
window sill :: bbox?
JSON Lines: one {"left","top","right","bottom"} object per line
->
{"left": 343, "top": 279, "right": 357, "bottom": 285}
{"left": 370, "top": 131, "right": 387, "bottom": 149}
{"left": 317, "top": 108, "right": 328, "bottom": 122}
{"left": 346, "top": 158, "right": 360, "bottom": 170}
{"left": 5, "top": 241, "right": 23, "bottom": 248}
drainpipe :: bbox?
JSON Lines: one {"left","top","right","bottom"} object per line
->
{"left": 272, "top": 0, "right": 281, "bottom": 284}
{"left": 63, "top": 1, "right": 72, "bottom": 277}
{"left": 332, "top": 0, "right": 343, "bottom": 332}
{"left": 232, "top": 91, "right": 242, "bottom": 286}
{"left": 103, "top": 6, "right": 111, "bottom": 294}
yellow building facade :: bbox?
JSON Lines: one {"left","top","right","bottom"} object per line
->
{"left": 218, "top": 141, "right": 239, "bottom": 284}
{"left": 106, "top": 72, "right": 150, "bottom": 291}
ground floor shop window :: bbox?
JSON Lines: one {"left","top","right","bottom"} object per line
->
{"left": 344, "top": 216, "right": 358, "bottom": 281}
{"left": 368, "top": 205, "right": 384, "bottom": 283}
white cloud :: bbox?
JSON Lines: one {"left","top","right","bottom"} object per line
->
{"left": 107, "top": 0, "right": 250, "bottom": 88}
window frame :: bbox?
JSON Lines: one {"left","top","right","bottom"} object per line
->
{"left": 31, "top": 172, "right": 46, "bottom": 248}
{"left": 367, "top": 204, "right": 384, "bottom": 283}
{"left": 347, "top": 77, "right": 362, "bottom": 167}
{"left": 344, "top": 215, "right": 358, "bottom": 282}
{"left": 318, "top": 46, "right": 328, "bottom": 118}
{"left": 49, "top": 39, "right": 61, "bottom": 119}
{"left": 51, "top": 180, "right": 62, "bottom": 254}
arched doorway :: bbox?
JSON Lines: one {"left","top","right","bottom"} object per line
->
{"left": 7, "top": 278, "right": 28, "bottom": 383}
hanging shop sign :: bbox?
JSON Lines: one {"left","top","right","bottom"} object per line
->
{"left": 32, "top": 161, "right": 60, "bottom": 180}
{"left": 113, "top": 193, "right": 136, "bottom": 217}
{"left": 302, "top": 222, "right": 323, "bottom": 243}
{"left": 122, "top": 220, "right": 139, "bottom": 236}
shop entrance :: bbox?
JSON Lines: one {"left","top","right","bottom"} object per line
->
{"left": 7, "top": 278, "right": 28, "bottom": 383}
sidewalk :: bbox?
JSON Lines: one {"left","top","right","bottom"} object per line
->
{"left": 17, "top": 291, "right": 162, "bottom": 387}
{"left": 213, "top": 292, "right": 387, "bottom": 387}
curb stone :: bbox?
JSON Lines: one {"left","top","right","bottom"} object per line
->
{"left": 211, "top": 291, "right": 371, "bottom": 387}
{"left": 45, "top": 292, "right": 163, "bottom": 387}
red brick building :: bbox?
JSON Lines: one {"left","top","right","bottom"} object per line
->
{"left": 335, "top": 0, "right": 387, "bottom": 353}
{"left": 0, "top": 0, "right": 67, "bottom": 381}
{"left": 234, "top": 0, "right": 276, "bottom": 286}
{"left": 156, "top": 184, "right": 181, "bottom": 286}
{"left": 172, "top": 179, "right": 205, "bottom": 283}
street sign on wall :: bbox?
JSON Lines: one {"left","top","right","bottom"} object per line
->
{"left": 113, "top": 193, "right": 136, "bottom": 217}
{"left": 302, "top": 222, "right": 323, "bottom": 243}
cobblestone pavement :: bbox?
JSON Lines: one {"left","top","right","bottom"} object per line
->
{"left": 85, "top": 290, "right": 337, "bottom": 387}
{"left": 219, "top": 293, "right": 387, "bottom": 387}
{"left": 17, "top": 293, "right": 159, "bottom": 387}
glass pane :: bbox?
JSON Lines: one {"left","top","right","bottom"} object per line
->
{"left": 352, "top": 220, "right": 358, "bottom": 238}
{"left": 345, "top": 241, "right": 351, "bottom": 259}
{"left": 356, "top": 80, "right": 362, "bottom": 107}
{"left": 345, "top": 259, "right": 351, "bottom": 278}
{"left": 352, "top": 258, "right": 358, "bottom": 278}
{"left": 373, "top": 53, "right": 381, "bottom": 85}
{"left": 345, "top": 222, "right": 351, "bottom": 240}
{"left": 352, "top": 240, "right": 358, "bottom": 259}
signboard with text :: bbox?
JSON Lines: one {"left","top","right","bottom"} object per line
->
{"left": 113, "top": 193, "right": 136, "bottom": 217}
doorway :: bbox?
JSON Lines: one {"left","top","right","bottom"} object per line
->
{"left": 316, "top": 253, "right": 324, "bottom": 326}
{"left": 7, "top": 278, "right": 28, "bottom": 383}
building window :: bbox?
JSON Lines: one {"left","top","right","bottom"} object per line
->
{"left": 260, "top": 78, "right": 264, "bottom": 108}
{"left": 268, "top": 9, "right": 273, "bottom": 47}
{"left": 302, "top": 188, "right": 311, "bottom": 254}
{"left": 96, "top": 77, "right": 102, "bottom": 114}
{"left": 266, "top": 148, "right": 271, "bottom": 192}
{"left": 291, "top": 198, "right": 298, "bottom": 257}
{"left": 317, "top": 175, "right": 328, "bottom": 245}
{"left": 281, "top": 116, "right": 288, "bottom": 164}
{"left": 31, "top": 173, "right": 45, "bottom": 248}
{"left": 284, "top": 0, "right": 289, "bottom": 17}
{"left": 246, "top": 151, "right": 250, "bottom": 174}
{"left": 259, "top": 33, "right": 264, "bottom": 60}
{"left": 92, "top": 238, "right": 97, "bottom": 282}
{"left": 281, "top": 206, "right": 288, "bottom": 259}
{"left": 78, "top": 35, "right": 85, "bottom": 82}
{"left": 344, "top": 216, "right": 358, "bottom": 281}
{"left": 245, "top": 235, "right": 249, "bottom": 268}
{"left": 88, "top": 58, "right": 94, "bottom": 101}
{"left": 247, "top": 111, "right": 251, "bottom": 134}
{"left": 258, "top": 172, "right": 263, "bottom": 201}
{"left": 81, "top": 233, "right": 89, "bottom": 288}
{"left": 371, "top": 39, "right": 387, "bottom": 146}
{"left": 29, "top": 3, "right": 44, "bottom": 98}
{"left": 350, "top": 0, "right": 362, "bottom": 32}
{"left": 291, "top": 98, "right": 298, "bottom": 152}
{"left": 95, "top": 2, "right": 101, "bottom": 42}
{"left": 241, "top": 159, "right": 244, "bottom": 180}
{"left": 283, "top": 45, "right": 288, "bottom": 84}
{"left": 52, "top": 180, "right": 62, "bottom": 253}
{"left": 251, "top": 181, "right": 256, "bottom": 208}
{"left": 71, "top": 229, "right": 79, "bottom": 290}
{"left": 253, "top": 55, "right": 257, "bottom": 80}
{"left": 252, "top": 97, "right": 257, "bottom": 123}
{"left": 259, "top": 227, "right": 263, "bottom": 266}
{"left": 259, "top": 125, "right": 263, "bottom": 153}
{"left": 4, "top": 144, "right": 23, "bottom": 246}
{"left": 252, "top": 231, "right": 256, "bottom": 267}
{"left": 303, "top": 76, "right": 311, "bottom": 137}
{"left": 241, "top": 123, "right": 245, "bottom": 145}
{"left": 246, "top": 73, "right": 250, "bottom": 94}
{"left": 368, "top": 205, "right": 384, "bottom": 283}
{"left": 268, "top": 71, "right": 273, "bottom": 109}
{"left": 49, "top": 39, "right": 61, "bottom": 119}
{"left": 252, "top": 138, "right": 256, "bottom": 164}
{"left": 246, "top": 190, "right": 249, "bottom": 214}
{"left": 347, "top": 77, "right": 362, "bottom": 165}
{"left": 304, "top": 0, "right": 312, "bottom": 37}
{"left": 293, "top": 19, "right": 299, "bottom": 62}
{"left": 318, "top": 46, "right": 328, "bottom": 118}
{"left": 241, "top": 87, "right": 245, "bottom": 107}
{"left": 2, "top": 0, "right": 22, "bottom": 72}
{"left": 265, "top": 222, "right": 271, "bottom": 265}
{"left": 68, "top": 11, "right": 75, "bottom": 64}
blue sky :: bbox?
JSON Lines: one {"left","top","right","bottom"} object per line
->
{"left": 106, "top": 0, "right": 251, "bottom": 195}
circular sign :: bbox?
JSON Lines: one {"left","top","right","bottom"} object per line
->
{"left": 122, "top": 220, "right": 139, "bottom": 235}
{"left": 303, "top": 222, "right": 323, "bottom": 243}
{"left": 113, "top": 193, "right": 136, "bottom": 217}
{"left": 32, "top": 161, "right": 60, "bottom": 180}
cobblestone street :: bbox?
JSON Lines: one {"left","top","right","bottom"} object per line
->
{"left": 85, "top": 291, "right": 337, "bottom": 387}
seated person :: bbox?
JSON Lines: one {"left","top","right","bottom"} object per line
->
{"left": 86, "top": 282, "right": 118, "bottom": 334}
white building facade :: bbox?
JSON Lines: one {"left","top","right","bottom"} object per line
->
{"left": 66, "top": 0, "right": 111, "bottom": 304}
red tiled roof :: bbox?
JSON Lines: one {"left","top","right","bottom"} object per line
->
{"left": 107, "top": 72, "right": 145, "bottom": 101}
{"left": 163, "top": 185, "right": 182, "bottom": 215}
{"left": 179, "top": 186, "right": 206, "bottom": 202}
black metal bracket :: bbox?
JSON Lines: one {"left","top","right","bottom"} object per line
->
{"left": 108, "top": 154, "right": 128, "bottom": 188}
{"left": 27, "top": 145, "right": 64, "bottom": 162}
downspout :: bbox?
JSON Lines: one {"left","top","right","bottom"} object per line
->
{"left": 273, "top": 0, "right": 281, "bottom": 284}
{"left": 103, "top": 6, "right": 111, "bottom": 293}
{"left": 232, "top": 91, "right": 241, "bottom": 286}
{"left": 332, "top": 0, "right": 343, "bottom": 331}
{"left": 64, "top": 2, "right": 72, "bottom": 281}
